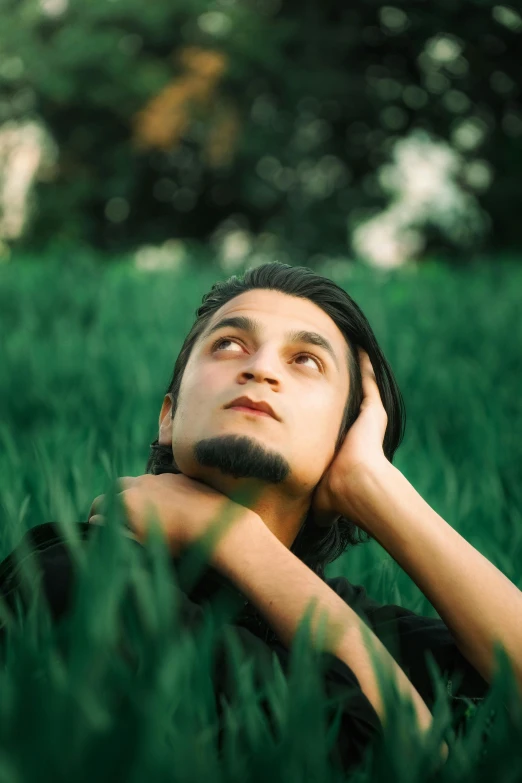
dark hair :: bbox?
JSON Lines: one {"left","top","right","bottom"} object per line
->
{"left": 146, "top": 262, "right": 405, "bottom": 580}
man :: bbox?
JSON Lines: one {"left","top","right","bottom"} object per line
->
{"left": 1, "top": 262, "right": 520, "bottom": 772}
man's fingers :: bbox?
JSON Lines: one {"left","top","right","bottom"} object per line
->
{"left": 87, "top": 478, "right": 137, "bottom": 521}
{"left": 88, "top": 514, "right": 105, "bottom": 526}
{"left": 358, "top": 348, "right": 386, "bottom": 410}
{"left": 116, "top": 476, "right": 138, "bottom": 491}
{"left": 88, "top": 494, "right": 105, "bottom": 521}
{"left": 358, "top": 348, "right": 376, "bottom": 380}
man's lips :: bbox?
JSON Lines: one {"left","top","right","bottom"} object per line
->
{"left": 228, "top": 405, "right": 273, "bottom": 418}
{"left": 225, "top": 395, "right": 279, "bottom": 420}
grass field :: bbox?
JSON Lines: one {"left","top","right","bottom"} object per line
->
{"left": 0, "top": 253, "right": 521, "bottom": 781}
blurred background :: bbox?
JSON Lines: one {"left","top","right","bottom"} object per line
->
{"left": 0, "top": 0, "right": 521, "bottom": 269}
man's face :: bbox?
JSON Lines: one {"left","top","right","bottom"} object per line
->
{"left": 160, "top": 289, "right": 350, "bottom": 505}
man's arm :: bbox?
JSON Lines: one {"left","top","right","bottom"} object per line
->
{"left": 336, "top": 462, "right": 522, "bottom": 696}
{"left": 208, "top": 509, "right": 435, "bottom": 735}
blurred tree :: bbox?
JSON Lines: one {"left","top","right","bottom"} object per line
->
{"left": 0, "top": 0, "right": 520, "bottom": 262}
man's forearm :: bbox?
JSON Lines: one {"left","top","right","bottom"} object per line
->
{"left": 208, "top": 510, "right": 433, "bottom": 733}
{"left": 338, "top": 463, "right": 522, "bottom": 695}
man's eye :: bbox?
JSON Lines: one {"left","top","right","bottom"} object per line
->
{"left": 213, "top": 337, "right": 242, "bottom": 352}
{"left": 294, "top": 354, "right": 322, "bottom": 370}
{"left": 212, "top": 337, "right": 322, "bottom": 371}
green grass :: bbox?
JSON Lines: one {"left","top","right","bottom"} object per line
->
{"left": 0, "top": 252, "right": 521, "bottom": 781}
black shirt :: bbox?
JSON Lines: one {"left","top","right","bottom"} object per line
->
{"left": 0, "top": 521, "right": 489, "bottom": 772}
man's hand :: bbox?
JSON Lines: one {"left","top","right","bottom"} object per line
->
{"left": 311, "top": 347, "right": 391, "bottom": 529}
{"left": 88, "top": 472, "right": 257, "bottom": 557}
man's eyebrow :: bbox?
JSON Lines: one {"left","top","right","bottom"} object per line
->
{"left": 202, "top": 314, "right": 340, "bottom": 371}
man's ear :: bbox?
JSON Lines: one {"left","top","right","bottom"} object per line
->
{"left": 158, "top": 393, "right": 173, "bottom": 446}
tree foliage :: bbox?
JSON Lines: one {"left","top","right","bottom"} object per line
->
{"left": 0, "top": 0, "right": 521, "bottom": 260}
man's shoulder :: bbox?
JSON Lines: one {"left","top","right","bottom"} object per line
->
{"left": 323, "top": 573, "right": 453, "bottom": 652}
{"left": 325, "top": 573, "right": 441, "bottom": 625}
{"left": 324, "top": 574, "right": 489, "bottom": 702}
{"left": 0, "top": 521, "right": 142, "bottom": 598}
{"left": 3, "top": 520, "right": 90, "bottom": 553}
{"left": 324, "top": 574, "right": 387, "bottom": 617}
{"left": 0, "top": 522, "right": 91, "bottom": 577}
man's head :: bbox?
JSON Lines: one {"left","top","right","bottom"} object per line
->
{"left": 147, "top": 263, "right": 405, "bottom": 576}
